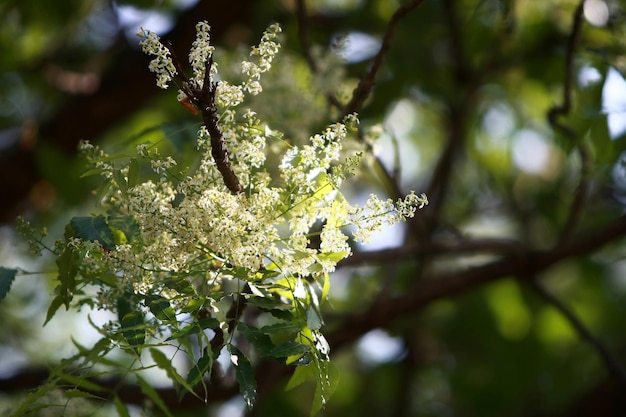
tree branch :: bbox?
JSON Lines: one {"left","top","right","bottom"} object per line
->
{"left": 342, "top": 0, "right": 428, "bottom": 116}
{"left": 328, "top": 214, "right": 626, "bottom": 351}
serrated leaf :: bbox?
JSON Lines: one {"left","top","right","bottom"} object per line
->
{"left": 44, "top": 294, "right": 66, "bottom": 325}
{"left": 264, "top": 341, "right": 311, "bottom": 359}
{"left": 58, "top": 373, "right": 106, "bottom": 393}
{"left": 186, "top": 348, "right": 213, "bottom": 388}
{"left": 0, "top": 267, "right": 17, "bottom": 304}
{"left": 65, "top": 388, "right": 103, "bottom": 399}
{"left": 258, "top": 322, "right": 301, "bottom": 335}
{"left": 228, "top": 345, "right": 257, "bottom": 409}
{"left": 56, "top": 245, "right": 79, "bottom": 309}
{"left": 9, "top": 382, "right": 57, "bottom": 417}
{"left": 165, "top": 318, "right": 219, "bottom": 341}
{"left": 118, "top": 299, "right": 145, "bottom": 354}
{"left": 147, "top": 295, "right": 177, "bottom": 322}
{"left": 137, "top": 375, "right": 174, "bottom": 417}
{"left": 237, "top": 323, "right": 273, "bottom": 353}
{"left": 70, "top": 215, "right": 116, "bottom": 250}
{"left": 246, "top": 295, "right": 293, "bottom": 311}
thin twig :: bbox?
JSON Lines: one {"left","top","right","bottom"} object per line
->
{"left": 527, "top": 278, "right": 626, "bottom": 391}
{"left": 547, "top": 0, "right": 585, "bottom": 138}
{"left": 558, "top": 142, "right": 592, "bottom": 243}
{"left": 342, "top": 0, "right": 428, "bottom": 116}
{"left": 546, "top": 1, "right": 590, "bottom": 243}
{"left": 421, "top": 0, "right": 473, "bottom": 233}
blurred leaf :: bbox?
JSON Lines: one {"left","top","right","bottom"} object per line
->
{"left": 137, "top": 375, "right": 174, "bottom": 417}
{"left": 150, "top": 348, "right": 199, "bottom": 399}
{"left": 113, "top": 395, "right": 131, "bottom": 417}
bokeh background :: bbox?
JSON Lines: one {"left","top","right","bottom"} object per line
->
{"left": 2, "top": 0, "right": 626, "bottom": 416}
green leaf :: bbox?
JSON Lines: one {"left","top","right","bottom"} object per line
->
{"left": 264, "top": 341, "right": 311, "bottom": 359}
{"left": 127, "top": 158, "right": 139, "bottom": 188}
{"left": 237, "top": 323, "right": 273, "bottom": 353}
{"left": 306, "top": 305, "right": 324, "bottom": 331}
{"left": 56, "top": 244, "right": 79, "bottom": 309}
{"left": 121, "top": 311, "right": 145, "bottom": 353}
{"left": 285, "top": 360, "right": 339, "bottom": 416}
{"left": 321, "top": 272, "right": 330, "bottom": 303}
{"left": 228, "top": 345, "right": 257, "bottom": 409}
{"left": 113, "top": 169, "right": 128, "bottom": 196}
{"left": 80, "top": 167, "right": 109, "bottom": 178}
{"left": 147, "top": 295, "right": 177, "bottom": 323}
{"left": 107, "top": 213, "right": 141, "bottom": 244}
{"left": 180, "top": 297, "right": 205, "bottom": 313}
{"left": 166, "top": 318, "right": 219, "bottom": 341}
{"left": 285, "top": 361, "right": 315, "bottom": 391}
{"left": 58, "top": 373, "right": 107, "bottom": 393}
{"left": 137, "top": 375, "right": 174, "bottom": 417}
{"left": 246, "top": 295, "right": 293, "bottom": 311}
{"left": 65, "top": 388, "right": 103, "bottom": 399}
{"left": 150, "top": 348, "right": 199, "bottom": 398}
{"left": 258, "top": 322, "right": 301, "bottom": 335}
{"left": 0, "top": 267, "right": 17, "bottom": 304}
{"left": 113, "top": 395, "right": 131, "bottom": 417}
{"left": 186, "top": 348, "right": 213, "bottom": 389}
{"left": 44, "top": 294, "right": 66, "bottom": 325}
{"left": 70, "top": 215, "right": 116, "bottom": 250}
{"left": 118, "top": 298, "right": 145, "bottom": 354}
{"left": 311, "top": 360, "right": 339, "bottom": 416}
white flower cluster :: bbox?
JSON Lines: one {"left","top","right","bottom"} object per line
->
{"left": 81, "top": 23, "right": 427, "bottom": 309}
{"left": 137, "top": 28, "right": 177, "bottom": 89}
{"left": 138, "top": 21, "right": 282, "bottom": 109}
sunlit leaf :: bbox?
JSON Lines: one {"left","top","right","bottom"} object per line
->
{"left": 147, "top": 295, "right": 177, "bottom": 323}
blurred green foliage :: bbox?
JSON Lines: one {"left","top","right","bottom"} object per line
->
{"left": 2, "top": 0, "right": 626, "bottom": 416}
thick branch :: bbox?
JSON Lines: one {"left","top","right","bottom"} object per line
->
{"left": 328, "top": 214, "right": 626, "bottom": 351}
